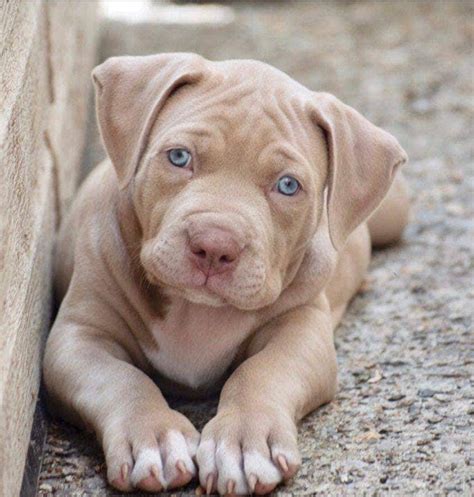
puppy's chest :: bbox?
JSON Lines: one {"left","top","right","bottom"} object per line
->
{"left": 142, "top": 302, "right": 256, "bottom": 390}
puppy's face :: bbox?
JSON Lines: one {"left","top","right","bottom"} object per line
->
{"left": 93, "top": 54, "right": 407, "bottom": 311}
{"left": 135, "top": 68, "right": 328, "bottom": 309}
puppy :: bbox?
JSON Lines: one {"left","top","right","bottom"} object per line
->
{"left": 43, "top": 53, "right": 409, "bottom": 495}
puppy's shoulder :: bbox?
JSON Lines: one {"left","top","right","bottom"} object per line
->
{"left": 74, "top": 159, "right": 119, "bottom": 215}
{"left": 55, "top": 160, "right": 120, "bottom": 289}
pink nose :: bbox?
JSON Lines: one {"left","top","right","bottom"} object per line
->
{"left": 188, "top": 228, "right": 242, "bottom": 276}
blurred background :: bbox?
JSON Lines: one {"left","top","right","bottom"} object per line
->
{"left": 84, "top": 0, "right": 473, "bottom": 186}
{"left": 3, "top": 1, "right": 471, "bottom": 496}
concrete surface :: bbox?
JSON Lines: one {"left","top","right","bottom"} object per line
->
{"left": 37, "top": 1, "right": 473, "bottom": 496}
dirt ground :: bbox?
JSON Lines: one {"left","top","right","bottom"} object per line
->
{"left": 36, "top": 1, "right": 473, "bottom": 496}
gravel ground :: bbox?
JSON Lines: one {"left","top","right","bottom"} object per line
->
{"left": 37, "top": 1, "right": 473, "bottom": 496}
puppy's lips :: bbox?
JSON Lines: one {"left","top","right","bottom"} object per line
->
{"left": 145, "top": 266, "right": 228, "bottom": 302}
{"left": 151, "top": 269, "right": 275, "bottom": 311}
{"left": 172, "top": 282, "right": 230, "bottom": 308}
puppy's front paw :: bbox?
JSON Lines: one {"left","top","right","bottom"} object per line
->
{"left": 197, "top": 408, "right": 300, "bottom": 495}
{"left": 103, "top": 409, "right": 199, "bottom": 493}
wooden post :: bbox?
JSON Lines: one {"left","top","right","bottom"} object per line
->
{"left": 0, "top": 2, "right": 98, "bottom": 496}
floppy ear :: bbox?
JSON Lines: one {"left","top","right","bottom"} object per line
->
{"left": 311, "top": 92, "right": 408, "bottom": 250}
{"left": 92, "top": 53, "right": 205, "bottom": 188}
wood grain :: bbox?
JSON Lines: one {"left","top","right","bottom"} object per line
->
{"left": 0, "top": 2, "right": 98, "bottom": 496}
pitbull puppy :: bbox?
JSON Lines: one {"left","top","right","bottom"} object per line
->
{"left": 43, "top": 53, "right": 409, "bottom": 495}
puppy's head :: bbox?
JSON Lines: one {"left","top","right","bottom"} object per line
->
{"left": 92, "top": 53, "right": 407, "bottom": 310}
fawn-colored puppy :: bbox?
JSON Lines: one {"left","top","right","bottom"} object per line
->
{"left": 44, "top": 53, "right": 409, "bottom": 495}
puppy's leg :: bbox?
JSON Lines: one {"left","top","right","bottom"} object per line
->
{"left": 44, "top": 317, "right": 199, "bottom": 492}
{"left": 325, "top": 223, "right": 371, "bottom": 327}
{"left": 197, "top": 301, "right": 336, "bottom": 495}
{"left": 368, "top": 172, "right": 411, "bottom": 247}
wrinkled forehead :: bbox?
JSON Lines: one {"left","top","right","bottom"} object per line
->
{"left": 149, "top": 60, "right": 325, "bottom": 167}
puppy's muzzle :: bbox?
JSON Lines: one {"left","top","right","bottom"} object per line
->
{"left": 187, "top": 226, "right": 243, "bottom": 277}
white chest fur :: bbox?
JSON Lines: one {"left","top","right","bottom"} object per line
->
{"left": 142, "top": 300, "right": 257, "bottom": 389}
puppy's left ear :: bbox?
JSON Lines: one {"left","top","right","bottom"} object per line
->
{"left": 311, "top": 92, "right": 408, "bottom": 250}
{"left": 92, "top": 53, "right": 205, "bottom": 189}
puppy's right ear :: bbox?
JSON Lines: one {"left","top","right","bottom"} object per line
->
{"left": 310, "top": 93, "right": 407, "bottom": 250}
{"left": 92, "top": 53, "right": 205, "bottom": 189}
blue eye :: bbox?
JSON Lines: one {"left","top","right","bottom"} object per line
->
{"left": 276, "top": 175, "right": 300, "bottom": 196}
{"left": 168, "top": 148, "right": 191, "bottom": 168}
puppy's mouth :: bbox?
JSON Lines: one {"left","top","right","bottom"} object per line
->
{"left": 144, "top": 265, "right": 232, "bottom": 307}
{"left": 145, "top": 261, "right": 275, "bottom": 310}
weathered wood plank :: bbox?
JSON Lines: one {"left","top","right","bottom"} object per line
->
{"left": 45, "top": 0, "right": 99, "bottom": 216}
{"left": 0, "top": 2, "right": 98, "bottom": 496}
{"left": 0, "top": 1, "right": 41, "bottom": 141}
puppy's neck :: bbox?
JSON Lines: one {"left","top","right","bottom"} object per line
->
{"left": 116, "top": 188, "right": 142, "bottom": 261}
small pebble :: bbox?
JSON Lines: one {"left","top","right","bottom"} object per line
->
{"left": 388, "top": 393, "right": 406, "bottom": 401}
{"left": 427, "top": 416, "right": 443, "bottom": 424}
{"left": 418, "top": 389, "right": 437, "bottom": 398}
{"left": 339, "top": 473, "right": 353, "bottom": 484}
{"left": 416, "top": 438, "right": 432, "bottom": 446}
